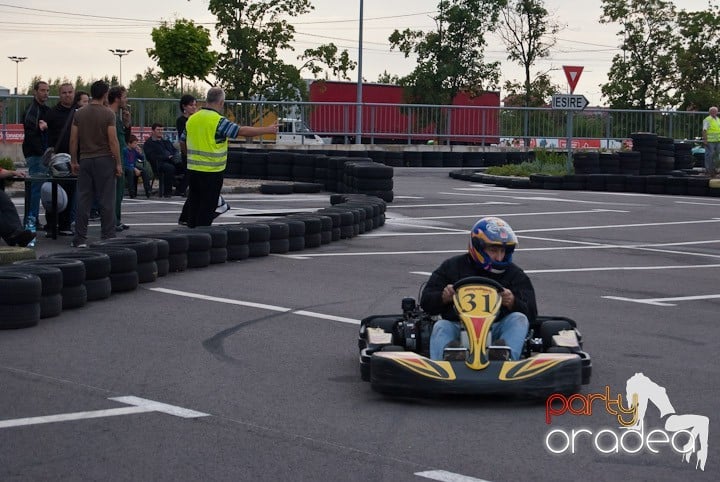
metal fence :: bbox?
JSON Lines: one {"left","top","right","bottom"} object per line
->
{"left": 1, "top": 95, "right": 707, "bottom": 147}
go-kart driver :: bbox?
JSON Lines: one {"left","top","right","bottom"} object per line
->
{"left": 420, "top": 217, "right": 537, "bottom": 361}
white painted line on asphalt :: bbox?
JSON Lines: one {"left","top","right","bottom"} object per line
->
{"left": 276, "top": 250, "right": 466, "bottom": 259}
{"left": 393, "top": 195, "right": 424, "bottom": 199}
{"left": 412, "top": 263, "right": 720, "bottom": 277}
{"left": 385, "top": 222, "right": 467, "bottom": 232}
{"left": 0, "top": 396, "right": 209, "bottom": 429}
{"left": 149, "top": 288, "right": 361, "bottom": 325}
{"left": 514, "top": 218, "right": 720, "bottom": 234}
{"left": 415, "top": 470, "right": 493, "bottom": 482}
{"left": 109, "top": 396, "right": 211, "bottom": 418}
{"left": 438, "top": 191, "right": 647, "bottom": 206}
{"left": 388, "top": 209, "right": 628, "bottom": 221}
{"left": 602, "top": 294, "right": 720, "bottom": 306}
{"left": 676, "top": 201, "right": 720, "bottom": 207}
{"left": 151, "top": 288, "right": 291, "bottom": 312}
{"left": 388, "top": 202, "right": 518, "bottom": 209}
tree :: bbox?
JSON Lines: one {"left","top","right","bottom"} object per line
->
{"left": 502, "top": 73, "right": 560, "bottom": 107}
{"left": 497, "top": 0, "right": 562, "bottom": 107}
{"left": 377, "top": 70, "right": 400, "bottom": 85}
{"left": 389, "top": 0, "right": 505, "bottom": 106}
{"left": 599, "top": 0, "right": 678, "bottom": 110}
{"left": 675, "top": 6, "right": 720, "bottom": 111}
{"left": 147, "top": 19, "right": 216, "bottom": 92}
{"left": 208, "top": 0, "right": 314, "bottom": 101}
{"left": 298, "top": 43, "right": 356, "bottom": 81}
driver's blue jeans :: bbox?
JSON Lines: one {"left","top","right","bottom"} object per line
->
{"left": 429, "top": 312, "right": 529, "bottom": 361}
{"left": 25, "top": 155, "right": 48, "bottom": 224}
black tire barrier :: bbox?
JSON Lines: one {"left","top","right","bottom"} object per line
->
{"left": 248, "top": 241, "right": 271, "bottom": 257}
{"left": 241, "top": 152, "right": 268, "bottom": 179}
{"left": 1, "top": 302, "right": 41, "bottom": 329}
{"left": 189, "top": 227, "right": 228, "bottom": 249}
{"left": 288, "top": 236, "right": 305, "bottom": 251}
{"left": 260, "top": 183, "right": 293, "bottom": 195}
{"left": 60, "top": 283, "right": 87, "bottom": 310}
{"left": 269, "top": 238, "right": 290, "bottom": 254}
{"left": 167, "top": 252, "right": 189, "bottom": 272}
{"left": 227, "top": 244, "right": 250, "bottom": 261}
{"left": 45, "top": 251, "right": 111, "bottom": 281}
{"left": 84, "top": 277, "right": 112, "bottom": 301}
{"left": 173, "top": 231, "right": 212, "bottom": 252}
{"left": 293, "top": 182, "right": 323, "bottom": 193}
{"left": 137, "top": 260, "right": 159, "bottom": 283}
{"left": 0, "top": 264, "right": 63, "bottom": 319}
{"left": 109, "top": 271, "right": 139, "bottom": 292}
{"left": 221, "top": 225, "right": 250, "bottom": 245}
{"left": 209, "top": 247, "right": 228, "bottom": 264}
{"left": 85, "top": 246, "right": 138, "bottom": 275}
{"left": 0, "top": 272, "right": 42, "bottom": 306}
{"left": 137, "top": 232, "right": 189, "bottom": 255}
{"left": 187, "top": 250, "right": 211, "bottom": 268}
{"left": 91, "top": 238, "right": 157, "bottom": 264}
{"left": 157, "top": 258, "right": 170, "bottom": 277}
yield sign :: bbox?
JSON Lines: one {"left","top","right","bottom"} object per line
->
{"left": 563, "top": 65, "right": 584, "bottom": 93}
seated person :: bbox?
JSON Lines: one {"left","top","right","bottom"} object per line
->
{"left": 142, "top": 123, "right": 177, "bottom": 198}
{"left": 123, "top": 135, "right": 151, "bottom": 199}
{"left": 0, "top": 167, "right": 35, "bottom": 247}
{"left": 420, "top": 217, "right": 536, "bottom": 361}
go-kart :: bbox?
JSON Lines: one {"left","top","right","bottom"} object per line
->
{"left": 358, "top": 277, "right": 592, "bottom": 397}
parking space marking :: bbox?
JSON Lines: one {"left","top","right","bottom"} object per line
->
{"left": 415, "top": 470, "right": 493, "bottom": 482}
{"left": 150, "top": 288, "right": 361, "bottom": 325}
{"left": 602, "top": 294, "right": 720, "bottom": 306}
{"left": 0, "top": 396, "right": 209, "bottom": 429}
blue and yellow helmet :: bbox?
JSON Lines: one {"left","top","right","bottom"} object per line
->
{"left": 468, "top": 217, "right": 518, "bottom": 271}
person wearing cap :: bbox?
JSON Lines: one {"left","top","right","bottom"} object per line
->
{"left": 421, "top": 216, "right": 536, "bottom": 361}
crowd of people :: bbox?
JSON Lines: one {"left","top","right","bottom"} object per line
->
{"left": 3, "top": 80, "right": 278, "bottom": 248}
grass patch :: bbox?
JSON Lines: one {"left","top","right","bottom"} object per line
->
{"left": 485, "top": 149, "right": 572, "bottom": 177}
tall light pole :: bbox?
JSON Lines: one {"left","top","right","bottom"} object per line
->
{"left": 8, "top": 56, "right": 27, "bottom": 95}
{"left": 355, "top": 0, "right": 364, "bottom": 145}
{"left": 109, "top": 49, "right": 133, "bottom": 85}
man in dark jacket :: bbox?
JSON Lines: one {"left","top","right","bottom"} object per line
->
{"left": 421, "top": 217, "right": 536, "bottom": 361}
{"left": 22, "top": 80, "right": 50, "bottom": 227}
{"left": 45, "top": 82, "right": 76, "bottom": 235}
{"left": 142, "top": 123, "right": 177, "bottom": 198}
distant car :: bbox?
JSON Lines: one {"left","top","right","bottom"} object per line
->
{"left": 358, "top": 277, "right": 592, "bottom": 397}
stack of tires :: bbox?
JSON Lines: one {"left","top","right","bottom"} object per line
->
{"left": 656, "top": 136, "right": 675, "bottom": 174}
{"left": 0, "top": 264, "right": 62, "bottom": 321}
{"left": 674, "top": 142, "right": 694, "bottom": 170}
{"left": 384, "top": 151, "right": 404, "bottom": 167}
{"left": 0, "top": 272, "right": 41, "bottom": 328}
{"left": 172, "top": 231, "right": 212, "bottom": 268}
{"left": 91, "top": 238, "right": 159, "bottom": 283}
{"left": 191, "top": 227, "right": 228, "bottom": 265}
{"left": 617, "top": 151, "right": 641, "bottom": 175}
{"left": 343, "top": 160, "right": 394, "bottom": 202}
{"left": 292, "top": 153, "right": 316, "bottom": 182}
{"left": 572, "top": 151, "right": 600, "bottom": 174}
{"left": 403, "top": 151, "right": 422, "bottom": 167}
{"left": 463, "top": 152, "right": 484, "bottom": 168}
{"left": 241, "top": 152, "right": 268, "bottom": 179}
{"left": 242, "top": 223, "right": 271, "bottom": 258}
{"left": 631, "top": 132, "right": 659, "bottom": 175}
{"left": 221, "top": 225, "right": 250, "bottom": 261}
{"left": 264, "top": 221, "right": 291, "bottom": 254}
{"left": 139, "top": 232, "right": 189, "bottom": 273}
{"left": 46, "top": 252, "right": 111, "bottom": 301}
{"left": 598, "top": 152, "right": 620, "bottom": 174}
{"left": 267, "top": 151, "right": 294, "bottom": 181}
{"left": 484, "top": 152, "right": 507, "bottom": 167}
{"left": 327, "top": 156, "right": 351, "bottom": 192}
{"left": 84, "top": 245, "right": 138, "bottom": 293}
{"left": 17, "top": 258, "right": 87, "bottom": 310}
{"left": 506, "top": 151, "right": 529, "bottom": 165}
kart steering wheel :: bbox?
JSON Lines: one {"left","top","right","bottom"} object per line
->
{"left": 453, "top": 276, "right": 505, "bottom": 292}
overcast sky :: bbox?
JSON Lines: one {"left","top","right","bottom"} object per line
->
{"left": 0, "top": 0, "right": 713, "bottom": 105}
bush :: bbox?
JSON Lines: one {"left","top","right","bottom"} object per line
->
{"left": 0, "top": 157, "right": 15, "bottom": 187}
{"left": 485, "top": 149, "right": 570, "bottom": 177}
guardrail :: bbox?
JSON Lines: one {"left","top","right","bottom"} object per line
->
{"left": 1, "top": 96, "right": 706, "bottom": 147}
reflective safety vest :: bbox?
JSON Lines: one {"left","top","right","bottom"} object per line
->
{"left": 705, "top": 115, "right": 720, "bottom": 143}
{"left": 186, "top": 108, "right": 227, "bottom": 172}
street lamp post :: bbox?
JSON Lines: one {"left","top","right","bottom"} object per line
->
{"left": 108, "top": 49, "right": 133, "bottom": 85}
{"left": 355, "top": 0, "right": 363, "bottom": 145}
{"left": 8, "top": 56, "right": 27, "bottom": 95}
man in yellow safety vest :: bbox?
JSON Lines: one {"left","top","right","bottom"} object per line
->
{"left": 181, "top": 87, "right": 278, "bottom": 227}
{"left": 702, "top": 106, "right": 720, "bottom": 177}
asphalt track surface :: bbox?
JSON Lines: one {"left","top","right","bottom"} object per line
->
{"left": 1, "top": 169, "right": 718, "bottom": 481}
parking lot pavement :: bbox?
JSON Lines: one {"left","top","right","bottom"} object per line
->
{"left": 1, "top": 170, "right": 718, "bottom": 481}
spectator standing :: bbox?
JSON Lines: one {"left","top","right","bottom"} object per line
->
{"left": 182, "top": 87, "right": 278, "bottom": 227}
{"left": 45, "top": 82, "right": 76, "bottom": 236}
{"left": 175, "top": 94, "right": 196, "bottom": 197}
{"left": 108, "top": 86, "right": 131, "bottom": 231}
{"left": 123, "top": 134, "right": 151, "bottom": 198}
{"left": 69, "top": 80, "right": 122, "bottom": 248}
{"left": 73, "top": 91, "right": 89, "bottom": 110}
{"left": 143, "top": 123, "right": 177, "bottom": 198}
{"left": 21, "top": 81, "right": 50, "bottom": 229}
{"left": 702, "top": 106, "right": 720, "bottom": 177}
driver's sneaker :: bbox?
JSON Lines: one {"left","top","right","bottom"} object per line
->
{"left": 488, "top": 338, "right": 511, "bottom": 361}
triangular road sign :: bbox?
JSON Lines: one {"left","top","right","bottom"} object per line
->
{"left": 563, "top": 66, "right": 584, "bottom": 94}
